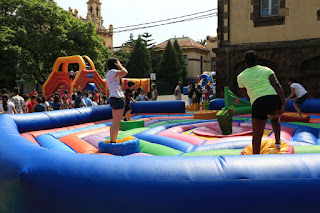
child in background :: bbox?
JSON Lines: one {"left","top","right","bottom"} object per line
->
{"left": 61, "top": 95, "right": 69, "bottom": 109}
{"left": 33, "top": 97, "right": 46, "bottom": 112}
{"left": 194, "top": 85, "right": 203, "bottom": 104}
{"left": 41, "top": 95, "right": 51, "bottom": 111}
{"left": 94, "top": 90, "right": 100, "bottom": 104}
{"left": 74, "top": 91, "right": 87, "bottom": 108}
{"left": 138, "top": 89, "right": 146, "bottom": 101}
{"left": 151, "top": 83, "right": 158, "bottom": 101}
{"left": 70, "top": 94, "right": 76, "bottom": 108}
{"left": 204, "top": 85, "right": 211, "bottom": 102}
{"left": 147, "top": 91, "right": 153, "bottom": 101}
{"left": 123, "top": 81, "right": 136, "bottom": 121}
{"left": 30, "top": 95, "right": 37, "bottom": 108}
{"left": 22, "top": 94, "right": 33, "bottom": 113}
{"left": 0, "top": 94, "right": 17, "bottom": 114}
{"left": 100, "top": 95, "right": 107, "bottom": 105}
{"left": 134, "top": 91, "right": 139, "bottom": 101}
{"left": 51, "top": 95, "right": 62, "bottom": 110}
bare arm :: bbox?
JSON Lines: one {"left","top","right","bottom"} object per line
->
{"left": 269, "top": 74, "right": 286, "bottom": 114}
{"left": 240, "top": 88, "right": 250, "bottom": 103}
{"left": 12, "top": 106, "right": 18, "bottom": 114}
{"left": 269, "top": 74, "right": 285, "bottom": 105}
{"left": 114, "top": 60, "right": 128, "bottom": 78}
{"left": 285, "top": 87, "right": 296, "bottom": 103}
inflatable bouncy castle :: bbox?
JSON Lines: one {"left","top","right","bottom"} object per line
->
{"left": 43, "top": 55, "right": 151, "bottom": 99}
{"left": 42, "top": 55, "right": 107, "bottom": 99}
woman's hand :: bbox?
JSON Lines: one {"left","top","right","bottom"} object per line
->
{"left": 115, "top": 60, "right": 123, "bottom": 70}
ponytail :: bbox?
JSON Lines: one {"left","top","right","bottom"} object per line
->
{"left": 2, "top": 94, "right": 9, "bottom": 111}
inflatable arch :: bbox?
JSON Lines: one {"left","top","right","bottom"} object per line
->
{"left": 42, "top": 55, "right": 107, "bottom": 99}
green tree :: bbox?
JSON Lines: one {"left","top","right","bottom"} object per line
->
{"left": 141, "top": 32, "right": 156, "bottom": 49}
{"left": 173, "top": 39, "right": 187, "bottom": 82}
{"left": 0, "top": 26, "right": 21, "bottom": 89}
{"left": 0, "top": 0, "right": 111, "bottom": 85}
{"left": 197, "top": 39, "right": 207, "bottom": 46}
{"left": 113, "top": 49, "right": 130, "bottom": 67}
{"left": 126, "top": 36, "right": 152, "bottom": 78}
{"left": 157, "top": 40, "right": 181, "bottom": 84}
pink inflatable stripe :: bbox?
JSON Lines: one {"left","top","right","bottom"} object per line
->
{"left": 268, "top": 126, "right": 295, "bottom": 141}
{"left": 159, "top": 132, "right": 205, "bottom": 145}
{"left": 158, "top": 125, "right": 194, "bottom": 135}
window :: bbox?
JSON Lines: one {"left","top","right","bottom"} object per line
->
{"left": 183, "top": 55, "right": 188, "bottom": 73}
{"left": 261, "top": 0, "right": 279, "bottom": 17}
{"left": 211, "top": 57, "right": 216, "bottom": 71}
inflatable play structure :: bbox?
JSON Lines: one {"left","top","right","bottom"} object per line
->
{"left": 1, "top": 99, "right": 320, "bottom": 212}
{"left": 183, "top": 71, "right": 216, "bottom": 97}
{"left": 42, "top": 55, "right": 107, "bottom": 99}
{"left": 42, "top": 55, "right": 151, "bottom": 99}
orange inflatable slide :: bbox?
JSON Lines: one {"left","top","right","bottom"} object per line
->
{"left": 43, "top": 55, "right": 151, "bottom": 99}
{"left": 42, "top": 55, "right": 107, "bottom": 99}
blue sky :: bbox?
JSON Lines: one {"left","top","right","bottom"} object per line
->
{"left": 54, "top": 0, "right": 218, "bottom": 47}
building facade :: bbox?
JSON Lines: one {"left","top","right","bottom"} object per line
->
{"left": 214, "top": 0, "right": 320, "bottom": 98}
{"left": 69, "top": 0, "right": 113, "bottom": 49}
{"left": 154, "top": 37, "right": 217, "bottom": 81}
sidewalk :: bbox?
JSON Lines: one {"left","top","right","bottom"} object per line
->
{"left": 157, "top": 94, "right": 188, "bottom": 105}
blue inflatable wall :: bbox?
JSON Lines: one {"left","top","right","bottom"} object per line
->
{"left": 1, "top": 103, "right": 320, "bottom": 213}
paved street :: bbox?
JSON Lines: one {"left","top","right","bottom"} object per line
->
{"left": 157, "top": 94, "right": 188, "bottom": 105}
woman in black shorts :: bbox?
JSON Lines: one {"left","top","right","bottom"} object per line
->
{"left": 237, "top": 50, "right": 286, "bottom": 154}
{"left": 105, "top": 57, "right": 128, "bottom": 143}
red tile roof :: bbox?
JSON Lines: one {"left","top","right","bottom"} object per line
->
{"left": 154, "top": 37, "right": 208, "bottom": 51}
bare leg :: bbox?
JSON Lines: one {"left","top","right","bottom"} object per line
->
{"left": 294, "top": 103, "right": 303, "bottom": 118}
{"left": 269, "top": 114, "right": 281, "bottom": 145}
{"left": 252, "top": 118, "right": 268, "bottom": 154}
{"left": 110, "top": 108, "right": 125, "bottom": 142}
{"left": 125, "top": 109, "right": 132, "bottom": 121}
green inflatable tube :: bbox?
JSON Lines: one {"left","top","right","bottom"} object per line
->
{"left": 294, "top": 145, "right": 320, "bottom": 154}
{"left": 119, "top": 120, "right": 144, "bottom": 131}
{"left": 139, "top": 140, "right": 182, "bottom": 156}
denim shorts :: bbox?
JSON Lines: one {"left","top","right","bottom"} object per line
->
{"left": 108, "top": 97, "right": 125, "bottom": 110}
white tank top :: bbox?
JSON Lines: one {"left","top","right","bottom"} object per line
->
{"left": 291, "top": 83, "right": 307, "bottom": 98}
{"left": 106, "top": 69, "right": 124, "bottom": 98}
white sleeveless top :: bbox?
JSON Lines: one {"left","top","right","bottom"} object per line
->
{"left": 291, "top": 83, "right": 307, "bottom": 98}
{"left": 106, "top": 69, "right": 124, "bottom": 98}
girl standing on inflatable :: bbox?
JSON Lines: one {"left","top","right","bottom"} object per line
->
{"left": 106, "top": 58, "right": 128, "bottom": 143}
{"left": 237, "top": 50, "right": 285, "bottom": 154}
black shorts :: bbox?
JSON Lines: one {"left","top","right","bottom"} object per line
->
{"left": 296, "top": 93, "right": 308, "bottom": 106}
{"left": 252, "top": 95, "right": 282, "bottom": 120}
{"left": 108, "top": 97, "right": 125, "bottom": 110}
{"left": 125, "top": 102, "right": 131, "bottom": 112}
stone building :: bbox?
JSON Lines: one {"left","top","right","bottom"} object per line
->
{"left": 69, "top": 0, "right": 113, "bottom": 49}
{"left": 154, "top": 36, "right": 217, "bottom": 81}
{"left": 214, "top": 0, "right": 320, "bottom": 98}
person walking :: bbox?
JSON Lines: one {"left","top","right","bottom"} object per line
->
{"left": 237, "top": 50, "right": 285, "bottom": 154}
{"left": 106, "top": 57, "right": 128, "bottom": 143}
{"left": 11, "top": 87, "right": 24, "bottom": 114}
{"left": 174, "top": 81, "right": 183, "bottom": 100}
{"left": 285, "top": 79, "right": 308, "bottom": 118}
{"left": 151, "top": 83, "right": 158, "bottom": 101}
{"left": 187, "top": 82, "right": 195, "bottom": 106}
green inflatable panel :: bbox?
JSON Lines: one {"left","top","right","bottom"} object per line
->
{"left": 182, "top": 149, "right": 242, "bottom": 156}
{"left": 139, "top": 140, "right": 182, "bottom": 156}
{"left": 119, "top": 120, "right": 144, "bottom": 131}
{"left": 294, "top": 145, "right": 320, "bottom": 154}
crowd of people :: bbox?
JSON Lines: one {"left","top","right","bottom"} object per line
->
{"left": 0, "top": 83, "right": 159, "bottom": 115}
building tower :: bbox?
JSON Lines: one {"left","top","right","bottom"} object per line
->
{"left": 86, "top": 0, "right": 113, "bottom": 49}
